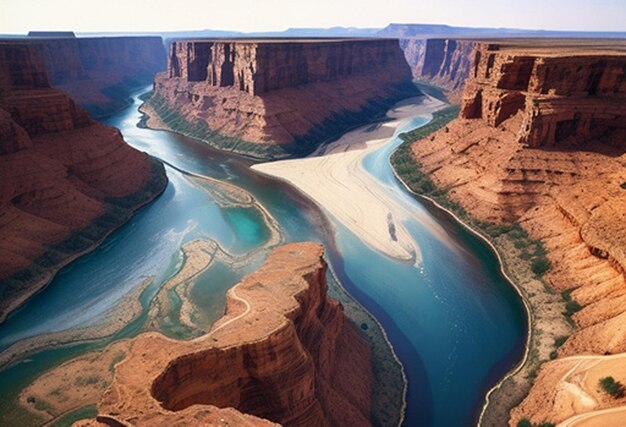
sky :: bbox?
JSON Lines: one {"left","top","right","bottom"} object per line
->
{"left": 1, "top": 0, "right": 625, "bottom": 34}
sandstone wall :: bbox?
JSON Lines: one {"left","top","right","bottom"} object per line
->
{"left": 3, "top": 36, "right": 166, "bottom": 117}
{"left": 0, "top": 42, "right": 167, "bottom": 323}
{"left": 151, "top": 38, "right": 419, "bottom": 158}
{"left": 461, "top": 43, "right": 626, "bottom": 147}
{"left": 92, "top": 243, "right": 372, "bottom": 426}
{"left": 399, "top": 38, "right": 477, "bottom": 99}
{"left": 405, "top": 41, "right": 626, "bottom": 426}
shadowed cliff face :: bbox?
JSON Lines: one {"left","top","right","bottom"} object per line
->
{"left": 400, "top": 38, "right": 477, "bottom": 100}
{"left": 148, "top": 38, "right": 420, "bottom": 159}
{"left": 0, "top": 42, "right": 167, "bottom": 323}
{"left": 3, "top": 36, "right": 166, "bottom": 118}
{"left": 91, "top": 242, "right": 372, "bottom": 427}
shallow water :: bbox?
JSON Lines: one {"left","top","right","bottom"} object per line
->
{"left": 0, "top": 90, "right": 526, "bottom": 426}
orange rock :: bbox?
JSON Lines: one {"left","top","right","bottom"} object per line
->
{"left": 408, "top": 40, "right": 626, "bottom": 424}
{"left": 89, "top": 242, "right": 372, "bottom": 426}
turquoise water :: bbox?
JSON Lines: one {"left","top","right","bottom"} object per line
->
{"left": 0, "top": 90, "right": 526, "bottom": 426}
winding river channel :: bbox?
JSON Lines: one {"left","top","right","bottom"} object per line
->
{"left": 0, "top": 89, "right": 526, "bottom": 426}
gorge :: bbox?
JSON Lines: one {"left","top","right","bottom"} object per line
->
{"left": 0, "top": 41, "right": 167, "bottom": 324}
{"left": 0, "top": 28, "right": 624, "bottom": 427}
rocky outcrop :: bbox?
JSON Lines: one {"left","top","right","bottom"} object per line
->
{"left": 399, "top": 38, "right": 477, "bottom": 100}
{"left": 4, "top": 36, "right": 166, "bottom": 117}
{"left": 148, "top": 38, "right": 420, "bottom": 159}
{"left": 85, "top": 242, "right": 372, "bottom": 426}
{"left": 0, "top": 42, "right": 167, "bottom": 323}
{"left": 461, "top": 43, "right": 626, "bottom": 147}
{"left": 405, "top": 40, "right": 626, "bottom": 425}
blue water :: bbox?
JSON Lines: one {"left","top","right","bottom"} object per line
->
{"left": 0, "top": 90, "right": 526, "bottom": 426}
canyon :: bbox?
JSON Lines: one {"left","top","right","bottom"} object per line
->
{"left": 403, "top": 39, "right": 626, "bottom": 425}
{"left": 0, "top": 41, "right": 168, "bottom": 324}
{"left": 78, "top": 242, "right": 373, "bottom": 427}
{"left": 4, "top": 35, "right": 166, "bottom": 117}
{"left": 146, "top": 38, "right": 420, "bottom": 158}
{"left": 400, "top": 38, "right": 477, "bottom": 101}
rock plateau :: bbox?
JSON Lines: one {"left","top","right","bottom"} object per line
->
{"left": 147, "top": 38, "right": 420, "bottom": 158}
{"left": 79, "top": 242, "right": 373, "bottom": 427}
{"left": 6, "top": 35, "right": 166, "bottom": 117}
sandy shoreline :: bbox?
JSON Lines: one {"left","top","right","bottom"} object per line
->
{"left": 252, "top": 96, "right": 446, "bottom": 261}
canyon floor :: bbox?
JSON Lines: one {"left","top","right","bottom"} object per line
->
{"left": 252, "top": 95, "right": 462, "bottom": 262}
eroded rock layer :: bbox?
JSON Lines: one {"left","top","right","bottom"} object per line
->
{"left": 0, "top": 42, "right": 167, "bottom": 323}
{"left": 149, "top": 38, "right": 419, "bottom": 158}
{"left": 406, "top": 40, "right": 626, "bottom": 426}
{"left": 86, "top": 242, "right": 372, "bottom": 427}
{"left": 400, "top": 38, "right": 477, "bottom": 100}
{"left": 3, "top": 36, "right": 166, "bottom": 117}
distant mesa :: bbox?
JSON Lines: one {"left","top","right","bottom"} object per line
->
{"left": 27, "top": 31, "right": 76, "bottom": 38}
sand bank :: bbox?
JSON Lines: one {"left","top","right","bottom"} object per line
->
{"left": 252, "top": 96, "right": 446, "bottom": 261}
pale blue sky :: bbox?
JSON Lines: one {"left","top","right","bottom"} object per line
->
{"left": 1, "top": 0, "right": 625, "bottom": 34}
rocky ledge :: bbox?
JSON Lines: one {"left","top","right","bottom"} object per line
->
{"left": 406, "top": 40, "right": 626, "bottom": 426}
{"left": 77, "top": 242, "right": 372, "bottom": 426}
{"left": 0, "top": 42, "right": 168, "bottom": 323}
{"left": 147, "top": 38, "right": 420, "bottom": 159}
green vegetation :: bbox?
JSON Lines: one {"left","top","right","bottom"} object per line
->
{"left": 108, "top": 351, "right": 126, "bottom": 373}
{"left": 51, "top": 405, "right": 98, "bottom": 427}
{"left": 413, "top": 80, "right": 449, "bottom": 103}
{"left": 550, "top": 335, "right": 570, "bottom": 359}
{"left": 74, "top": 375, "right": 100, "bottom": 387}
{"left": 531, "top": 257, "right": 552, "bottom": 277}
{"left": 517, "top": 419, "right": 555, "bottom": 427}
{"left": 561, "top": 291, "right": 582, "bottom": 318}
{"left": 599, "top": 376, "right": 626, "bottom": 399}
{"left": 392, "top": 105, "right": 462, "bottom": 209}
{"left": 392, "top": 107, "right": 552, "bottom": 280}
{"left": 25, "top": 396, "right": 54, "bottom": 414}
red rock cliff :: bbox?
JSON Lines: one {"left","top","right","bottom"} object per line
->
{"left": 90, "top": 242, "right": 372, "bottom": 426}
{"left": 0, "top": 42, "right": 167, "bottom": 323}
{"left": 148, "top": 38, "right": 420, "bottom": 158}
{"left": 461, "top": 43, "right": 626, "bottom": 147}
{"left": 406, "top": 40, "right": 626, "bottom": 425}
{"left": 6, "top": 36, "right": 166, "bottom": 117}
{"left": 400, "top": 38, "right": 477, "bottom": 100}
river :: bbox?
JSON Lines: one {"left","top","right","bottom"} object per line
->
{"left": 0, "top": 89, "right": 526, "bottom": 426}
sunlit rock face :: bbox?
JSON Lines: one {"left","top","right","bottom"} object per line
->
{"left": 88, "top": 242, "right": 373, "bottom": 427}
{"left": 149, "top": 38, "right": 419, "bottom": 158}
